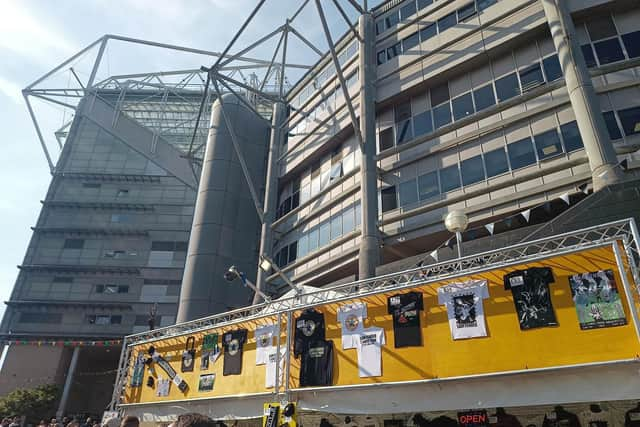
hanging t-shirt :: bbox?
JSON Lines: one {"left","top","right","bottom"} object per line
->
{"left": 489, "top": 412, "right": 522, "bottom": 427}
{"left": 300, "top": 339, "right": 333, "bottom": 386}
{"left": 580, "top": 410, "right": 611, "bottom": 427}
{"left": 438, "top": 280, "right": 490, "bottom": 340}
{"left": 294, "top": 309, "right": 325, "bottom": 357}
{"left": 542, "top": 410, "right": 581, "bottom": 427}
{"left": 255, "top": 324, "right": 278, "bottom": 365}
{"left": 387, "top": 291, "right": 423, "bottom": 347}
{"left": 265, "top": 348, "right": 286, "bottom": 389}
{"left": 625, "top": 407, "right": 640, "bottom": 427}
{"left": 504, "top": 267, "right": 557, "bottom": 330}
{"left": 569, "top": 269, "right": 627, "bottom": 330}
{"left": 222, "top": 329, "right": 248, "bottom": 376}
{"left": 354, "top": 327, "right": 385, "bottom": 377}
{"left": 337, "top": 302, "right": 368, "bottom": 349}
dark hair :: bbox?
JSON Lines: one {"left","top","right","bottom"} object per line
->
{"left": 120, "top": 416, "right": 139, "bottom": 427}
{"left": 173, "top": 414, "right": 218, "bottom": 427}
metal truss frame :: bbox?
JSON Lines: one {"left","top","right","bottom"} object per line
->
{"left": 110, "top": 218, "right": 640, "bottom": 409}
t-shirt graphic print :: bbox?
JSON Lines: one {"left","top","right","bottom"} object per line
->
{"left": 355, "top": 327, "right": 385, "bottom": 377}
{"left": 438, "top": 280, "right": 489, "bottom": 339}
{"left": 569, "top": 269, "right": 627, "bottom": 330}
{"left": 255, "top": 324, "right": 278, "bottom": 365}
{"left": 504, "top": 267, "right": 557, "bottom": 330}
{"left": 294, "top": 309, "right": 325, "bottom": 357}
{"left": 337, "top": 302, "right": 367, "bottom": 349}
{"left": 222, "top": 329, "right": 248, "bottom": 376}
{"left": 387, "top": 291, "right": 423, "bottom": 347}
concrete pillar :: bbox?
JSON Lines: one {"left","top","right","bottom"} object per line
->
{"left": 56, "top": 346, "right": 80, "bottom": 419}
{"left": 542, "top": 0, "right": 623, "bottom": 191}
{"left": 358, "top": 12, "right": 381, "bottom": 279}
{"left": 254, "top": 102, "right": 286, "bottom": 304}
{"left": 177, "top": 93, "right": 270, "bottom": 322}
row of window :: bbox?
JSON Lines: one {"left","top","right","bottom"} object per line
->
{"left": 82, "top": 182, "right": 130, "bottom": 197}
{"left": 275, "top": 203, "right": 362, "bottom": 268}
{"left": 87, "top": 314, "right": 122, "bottom": 325}
{"left": 381, "top": 120, "right": 584, "bottom": 213}
{"left": 379, "top": 53, "right": 563, "bottom": 151}
{"left": 61, "top": 239, "right": 187, "bottom": 252}
{"left": 377, "top": 0, "right": 498, "bottom": 64}
{"left": 17, "top": 312, "right": 163, "bottom": 326}
{"left": 603, "top": 106, "right": 640, "bottom": 140}
{"left": 580, "top": 15, "right": 640, "bottom": 68}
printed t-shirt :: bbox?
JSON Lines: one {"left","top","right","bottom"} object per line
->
{"left": 387, "top": 291, "right": 423, "bottom": 347}
{"left": 265, "top": 348, "right": 286, "bottom": 388}
{"left": 299, "top": 339, "right": 333, "bottom": 386}
{"left": 294, "top": 309, "right": 325, "bottom": 357}
{"left": 569, "top": 269, "right": 627, "bottom": 329}
{"left": 504, "top": 267, "right": 557, "bottom": 330}
{"left": 580, "top": 410, "right": 611, "bottom": 427}
{"left": 337, "top": 302, "right": 367, "bottom": 349}
{"left": 438, "top": 280, "right": 489, "bottom": 340}
{"left": 222, "top": 329, "right": 248, "bottom": 376}
{"left": 354, "top": 327, "right": 385, "bottom": 377}
{"left": 255, "top": 324, "right": 278, "bottom": 365}
{"left": 625, "top": 407, "right": 640, "bottom": 427}
{"left": 542, "top": 410, "right": 581, "bottom": 427}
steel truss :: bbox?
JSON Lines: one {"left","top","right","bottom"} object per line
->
{"left": 110, "top": 218, "right": 640, "bottom": 409}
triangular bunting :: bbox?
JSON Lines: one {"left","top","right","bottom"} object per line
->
{"left": 446, "top": 237, "right": 455, "bottom": 249}
{"left": 430, "top": 249, "right": 439, "bottom": 262}
{"left": 620, "top": 159, "right": 628, "bottom": 171}
{"left": 559, "top": 193, "right": 570, "bottom": 205}
{"left": 485, "top": 223, "right": 494, "bottom": 235}
{"left": 521, "top": 209, "right": 531, "bottom": 223}
{"left": 578, "top": 183, "right": 589, "bottom": 194}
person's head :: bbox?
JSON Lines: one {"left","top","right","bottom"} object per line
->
{"left": 171, "top": 414, "right": 218, "bottom": 427}
{"left": 66, "top": 421, "right": 80, "bottom": 427}
{"left": 2, "top": 418, "right": 10, "bottom": 426}
{"left": 12, "top": 418, "right": 19, "bottom": 424}
{"left": 120, "top": 416, "right": 139, "bottom": 427}
{"left": 62, "top": 418, "right": 69, "bottom": 425}
{"left": 51, "top": 419, "right": 57, "bottom": 425}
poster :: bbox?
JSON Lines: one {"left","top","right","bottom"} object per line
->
{"left": 568, "top": 269, "right": 627, "bottom": 330}
{"left": 198, "top": 373, "right": 216, "bottom": 392}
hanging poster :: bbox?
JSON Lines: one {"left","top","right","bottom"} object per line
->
{"left": 181, "top": 336, "right": 196, "bottom": 372}
{"left": 201, "top": 333, "right": 221, "bottom": 370}
{"left": 568, "top": 269, "right": 627, "bottom": 330}
{"left": 130, "top": 353, "right": 145, "bottom": 387}
{"left": 198, "top": 373, "right": 216, "bottom": 392}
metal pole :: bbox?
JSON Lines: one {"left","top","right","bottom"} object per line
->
{"left": 541, "top": 0, "right": 623, "bottom": 191}
{"left": 57, "top": 346, "right": 80, "bottom": 418}
{"left": 357, "top": 12, "right": 381, "bottom": 279}
{"left": 612, "top": 242, "right": 640, "bottom": 343}
{"left": 279, "top": 24, "right": 289, "bottom": 99}
{"left": 86, "top": 38, "right": 108, "bottom": 89}
{"left": 255, "top": 102, "right": 285, "bottom": 304}
{"left": 284, "top": 311, "right": 293, "bottom": 399}
{"left": 23, "top": 93, "right": 55, "bottom": 173}
{"left": 275, "top": 312, "right": 283, "bottom": 394}
{"left": 456, "top": 231, "right": 463, "bottom": 259}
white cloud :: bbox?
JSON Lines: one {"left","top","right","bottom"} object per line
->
{"left": 0, "top": 75, "right": 23, "bottom": 104}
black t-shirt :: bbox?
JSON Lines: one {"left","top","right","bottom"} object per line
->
{"left": 625, "top": 408, "right": 640, "bottom": 427}
{"left": 387, "top": 291, "right": 423, "bottom": 347}
{"left": 542, "top": 410, "right": 581, "bottom": 427}
{"left": 299, "top": 339, "right": 333, "bottom": 387}
{"left": 294, "top": 309, "right": 325, "bottom": 357}
{"left": 222, "top": 329, "right": 247, "bottom": 376}
{"left": 429, "top": 416, "right": 458, "bottom": 427}
{"left": 490, "top": 413, "right": 523, "bottom": 427}
{"left": 504, "top": 267, "right": 557, "bottom": 330}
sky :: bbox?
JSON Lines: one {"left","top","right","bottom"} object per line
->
{"left": 0, "top": 0, "right": 382, "bottom": 320}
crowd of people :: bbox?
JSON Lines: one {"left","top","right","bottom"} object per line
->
{"left": 1, "top": 413, "right": 220, "bottom": 427}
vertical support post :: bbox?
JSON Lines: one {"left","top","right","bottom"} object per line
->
{"left": 109, "top": 340, "right": 129, "bottom": 410}
{"left": 612, "top": 242, "right": 640, "bottom": 343}
{"left": 57, "top": 346, "right": 80, "bottom": 419}
{"left": 86, "top": 38, "right": 108, "bottom": 89}
{"left": 284, "top": 311, "right": 293, "bottom": 400}
{"left": 456, "top": 231, "right": 463, "bottom": 259}
{"left": 255, "top": 102, "right": 285, "bottom": 304}
{"left": 541, "top": 0, "right": 623, "bottom": 191}
{"left": 274, "top": 312, "right": 283, "bottom": 394}
{"left": 279, "top": 25, "right": 289, "bottom": 99}
{"left": 358, "top": 12, "right": 381, "bottom": 279}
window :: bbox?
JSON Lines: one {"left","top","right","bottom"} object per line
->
{"left": 379, "top": 127, "right": 395, "bottom": 151}
{"left": 395, "top": 101, "right": 412, "bottom": 122}
{"left": 385, "top": 12, "right": 399, "bottom": 30}
{"left": 82, "top": 183, "right": 101, "bottom": 189}
{"left": 396, "top": 119, "right": 414, "bottom": 144}
{"left": 288, "top": 241, "right": 297, "bottom": 264}
{"left": 581, "top": 45, "right": 597, "bottom": 68}
{"left": 586, "top": 16, "right": 617, "bottom": 41}
{"left": 375, "top": 19, "right": 386, "bottom": 35}
{"left": 52, "top": 276, "right": 74, "bottom": 283}
{"left": 308, "top": 227, "right": 319, "bottom": 252}
{"left": 355, "top": 203, "right": 362, "bottom": 226}
{"left": 63, "top": 239, "right": 84, "bottom": 249}
{"left": 400, "top": 2, "right": 417, "bottom": 20}
{"left": 377, "top": 50, "right": 387, "bottom": 65}
{"left": 19, "top": 313, "right": 63, "bottom": 324}
{"left": 534, "top": 129, "right": 564, "bottom": 160}
{"left": 135, "top": 315, "right": 150, "bottom": 326}
{"left": 420, "top": 23, "right": 437, "bottom": 42}
{"left": 495, "top": 72, "right": 520, "bottom": 102}
{"left": 618, "top": 106, "right": 640, "bottom": 137}
{"left": 399, "top": 179, "right": 419, "bottom": 206}
{"left": 403, "top": 32, "right": 420, "bottom": 52}
{"left": 111, "top": 214, "right": 130, "bottom": 223}
{"left": 117, "top": 189, "right": 129, "bottom": 197}
{"left": 330, "top": 215, "right": 342, "bottom": 240}
{"left": 418, "top": 171, "right": 439, "bottom": 200}
{"left": 507, "top": 137, "right": 537, "bottom": 169}
{"left": 603, "top": 111, "right": 622, "bottom": 140}
{"left": 560, "top": 121, "right": 583, "bottom": 152}
{"left": 457, "top": 3, "right": 477, "bottom": 22}
{"left": 346, "top": 70, "right": 359, "bottom": 87}
{"left": 473, "top": 83, "right": 496, "bottom": 111}
{"left": 330, "top": 163, "right": 343, "bottom": 181}
{"left": 594, "top": 39, "right": 625, "bottom": 65}
{"left": 431, "top": 82, "right": 450, "bottom": 106}
{"left": 319, "top": 221, "right": 331, "bottom": 247}
{"left": 622, "top": 31, "right": 640, "bottom": 58}
{"left": 452, "top": 92, "right": 474, "bottom": 121}
{"left": 433, "top": 103, "right": 452, "bottom": 129}
{"left": 343, "top": 207, "right": 355, "bottom": 234}
{"left": 484, "top": 147, "right": 510, "bottom": 177}
{"left": 277, "top": 246, "right": 288, "bottom": 267}
{"left": 519, "top": 63, "right": 545, "bottom": 92}
{"left": 413, "top": 110, "right": 433, "bottom": 136}
{"left": 87, "top": 315, "right": 121, "bottom": 325}
{"left": 104, "top": 250, "right": 126, "bottom": 258}
{"left": 381, "top": 186, "right": 398, "bottom": 213}
{"left": 96, "top": 284, "right": 129, "bottom": 294}
{"left": 477, "top": 0, "right": 496, "bottom": 11}
{"left": 542, "top": 54, "right": 562, "bottom": 82}
{"left": 461, "top": 155, "right": 485, "bottom": 186}
{"left": 439, "top": 165, "right": 461, "bottom": 192}
{"left": 418, "top": 0, "right": 433, "bottom": 9}
{"left": 437, "top": 12, "right": 457, "bottom": 33}
{"left": 151, "top": 241, "right": 187, "bottom": 251}
{"left": 298, "top": 234, "right": 308, "bottom": 259}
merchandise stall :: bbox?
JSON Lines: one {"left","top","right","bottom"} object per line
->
{"left": 111, "top": 219, "right": 640, "bottom": 427}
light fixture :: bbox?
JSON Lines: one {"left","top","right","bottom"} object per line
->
{"left": 259, "top": 255, "right": 303, "bottom": 296}
{"left": 259, "top": 257, "right": 272, "bottom": 273}
{"left": 444, "top": 210, "right": 469, "bottom": 259}
{"left": 223, "top": 265, "right": 271, "bottom": 303}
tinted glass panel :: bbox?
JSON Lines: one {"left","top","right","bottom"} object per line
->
{"left": 381, "top": 186, "right": 398, "bottom": 212}
{"left": 603, "top": 111, "right": 622, "bottom": 140}
{"left": 401, "top": 2, "right": 417, "bottom": 20}
{"left": 433, "top": 103, "right": 452, "bottom": 129}
{"left": 461, "top": 155, "right": 485, "bottom": 186}
{"left": 507, "top": 137, "right": 537, "bottom": 169}
{"left": 594, "top": 38, "right": 625, "bottom": 65}
{"left": 618, "top": 106, "right": 640, "bottom": 136}
{"left": 385, "top": 12, "right": 399, "bottom": 29}
{"left": 431, "top": 82, "right": 450, "bottom": 106}
{"left": 64, "top": 239, "right": 84, "bottom": 249}
{"left": 622, "top": 31, "right": 640, "bottom": 58}
{"left": 355, "top": 203, "right": 361, "bottom": 226}
{"left": 396, "top": 119, "right": 414, "bottom": 144}
{"left": 473, "top": 84, "right": 496, "bottom": 111}
{"left": 288, "top": 241, "right": 297, "bottom": 264}
{"left": 437, "top": 12, "right": 457, "bottom": 33}
{"left": 439, "top": 165, "right": 461, "bottom": 192}
{"left": 330, "top": 215, "right": 342, "bottom": 240}
{"left": 495, "top": 73, "right": 521, "bottom": 102}
{"left": 484, "top": 147, "right": 510, "bottom": 177}
{"left": 457, "top": 3, "right": 476, "bottom": 22}
{"left": 581, "top": 45, "right": 597, "bottom": 68}
{"left": 377, "top": 50, "right": 387, "bottom": 65}
{"left": 413, "top": 110, "right": 433, "bottom": 136}
{"left": 343, "top": 207, "right": 355, "bottom": 234}
{"left": 376, "top": 19, "right": 385, "bottom": 35}
{"left": 308, "top": 227, "right": 319, "bottom": 251}
{"left": 542, "top": 54, "right": 563, "bottom": 81}
{"left": 395, "top": 101, "right": 412, "bottom": 122}
{"left": 379, "top": 127, "right": 395, "bottom": 151}
{"left": 403, "top": 31, "right": 420, "bottom": 51}
{"left": 586, "top": 16, "right": 617, "bottom": 41}
{"left": 560, "top": 121, "right": 584, "bottom": 152}
{"left": 399, "top": 179, "right": 419, "bottom": 206}
{"left": 298, "top": 234, "right": 308, "bottom": 258}
{"left": 519, "top": 63, "right": 545, "bottom": 92}
{"left": 420, "top": 23, "right": 437, "bottom": 42}
{"left": 418, "top": 171, "right": 439, "bottom": 200}
{"left": 387, "top": 42, "right": 402, "bottom": 60}
{"left": 452, "top": 92, "right": 475, "bottom": 121}
{"left": 534, "top": 129, "right": 564, "bottom": 160}
{"left": 418, "top": 0, "right": 433, "bottom": 9}
{"left": 477, "top": 0, "right": 497, "bottom": 11}
{"left": 319, "top": 221, "right": 330, "bottom": 247}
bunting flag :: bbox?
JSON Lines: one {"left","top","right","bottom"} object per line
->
{"left": 429, "top": 249, "right": 439, "bottom": 262}
{"left": 4, "top": 339, "right": 122, "bottom": 347}
{"left": 446, "top": 237, "right": 455, "bottom": 249}
{"left": 620, "top": 159, "right": 628, "bottom": 171}
{"left": 485, "top": 223, "right": 495, "bottom": 235}
{"left": 559, "top": 192, "right": 570, "bottom": 205}
{"left": 521, "top": 209, "right": 531, "bottom": 223}
{"left": 578, "top": 183, "right": 589, "bottom": 194}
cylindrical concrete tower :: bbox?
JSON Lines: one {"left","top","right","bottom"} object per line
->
{"left": 176, "top": 93, "right": 269, "bottom": 323}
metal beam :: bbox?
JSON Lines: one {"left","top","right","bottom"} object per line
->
{"left": 216, "top": 76, "right": 269, "bottom": 123}
{"left": 331, "top": 0, "right": 362, "bottom": 42}
{"left": 216, "top": 72, "right": 281, "bottom": 103}
{"left": 87, "top": 37, "right": 108, "bottom": 88}
{"left": 23, "top": 93, "right": 55, "bottom": 173}
{"left": 219, "top": 25, "right": 285, "bottom": 68}
{"left": 288, "top": 24, "right": 324, "bottom": 56}
{"left": 289, "top": 0, "right": 311, "bottom": 23}
{"left": 346, "top": 0, "right": 365, "bottom": 14}
{"left": 187, "top": 71, "right": 211, "bottom": 158}
{"left": 279, "top": 24, "right": 289, "bottom": 98}
{"left": 260, "top": 31, "right": 286, "bottom": 92}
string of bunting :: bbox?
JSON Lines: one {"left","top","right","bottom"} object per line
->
{"left": 418, "top": 184, "right": 591, "bottom": 265}
{"left": 3, "top": 339, "right": 122, "bottom": 347}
